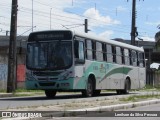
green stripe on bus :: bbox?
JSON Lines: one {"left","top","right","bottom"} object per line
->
{"left": 100, "top": 67, "right": 132, "bottom": 82}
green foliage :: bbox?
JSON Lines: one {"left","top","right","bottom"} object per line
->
{"left": 143, "top": 85, "right": 154, "bottom": 89}
{"left": 15, "top": 89, "right": 43, "bottom": 92}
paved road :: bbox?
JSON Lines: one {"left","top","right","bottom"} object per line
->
{"left": 0, "top": 93, "right": 123, "bottom": 109}
{"left": 0, "top": 92, "right": 135, "bottom": 110}
{"left": 0, "top": 91, "right": 159, "bottom": 110}
{"left": 47, "top": 103, "right": 160, "bottom": 120}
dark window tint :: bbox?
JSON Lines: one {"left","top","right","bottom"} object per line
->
{"left": 131, "top": 50, "right": 138, "bottom": 66}
{"left": 96, "top": 42, "right": 103, "bottom": 61}
{"left": 112, "top": 46, "right": 116, "bottom": 63}
{"left": 124, "top": 49, "right": 129, "bottom": 65}
{"left": 106, "top": 44, "right": 113, "bottom": 62}
{"left": 86, "top": 40, "right": 93, "bottom": 60}
{"left": 116, "top": 47, "right": 122, "bottom": 64}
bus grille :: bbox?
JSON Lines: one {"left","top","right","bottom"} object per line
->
{"left": 33, "top": 71, "right": 61, "bottom": 76}
{"left": 37, "top": 78, "right": 58, "bottom": 81}
{"left": 39, "top": 82, "right": 55, "bottom": 86}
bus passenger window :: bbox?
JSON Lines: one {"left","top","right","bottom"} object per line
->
{"left": 74, "top": 40, "right": 79, "bottom": 58}
{"left": 86, "top": 40, "right": 93, "bottom": 60}
{"left": 124, "top": 49, "right": 129, "bottom": 65}
{"left": 116, "top": 46, "right": 122, "bottom": 64}
{"left": 106, "top": 44, "right": 113, "bottom": 62}
{"left": 112, "top": 46, "right": 116, "bottom": 63}
{"left": 74, "top": 40, "right": 85, "bottom": 64}
{"left": 79, "top": 41, "right": 85, "bottom": 60}
{"left": 121, "top": 48, "right": 125, "bottom": 64}
{"left": 131, "top": 50, "right": 138, "bottom": 66}
{"left": 96, "top": 42, "right": 103, "bottom": 61}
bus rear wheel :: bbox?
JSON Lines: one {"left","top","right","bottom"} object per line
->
{"left": 123, "top": 79, "right": 130, "bottom": 94}
{"left": 45, "top": 90, "right": 57, "bottom": 98}
{"left": 82, "top": 78, "right": 93, "bottom": 97}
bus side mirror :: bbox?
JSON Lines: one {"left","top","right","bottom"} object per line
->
{"left": 75, "top": 58, "right": 85, "bottom": 64}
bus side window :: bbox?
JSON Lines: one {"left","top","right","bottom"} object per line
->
{"left": 129, "top": 50, "right": 132, "bottom": 66}
{"left": 96, "top": 41, "right": 103, "bottom": 61}
{"left": 74, "top": 40, "right": 85, "bottom": 64}
{"left": 121, "top": 48, "right": 125, "bottom": 64}
{"left": 74, "top": 40, "right": 79, "bottom": 58}
{"left": 79, "top": 41, "right": 85, "bottom": 61}
{"left": 106, "top": 44, "right": 113, "bottom": 63}
{"left": 138, "top": 52, "right": 145, "bottom": 67}
{"left": 131, "top": 50, "right": 138, "bottom": 66}
{"left": 112, "top": 46, "right": 116, "bottom": 63}
{"left": 86, "top": 39, "right": 93, "bottom": 60}
{"left": 116, "top": 46, "right": 122, "bottom": 64}
{"left": 124, "top": 49, "right": 129, "bottom": 65}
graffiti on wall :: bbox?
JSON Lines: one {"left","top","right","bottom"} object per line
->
{"left": 17, "top": 64, "right": 26, "bottom": 82}
{"left": 0, "top": 64, "right": 8, "bottom": 81}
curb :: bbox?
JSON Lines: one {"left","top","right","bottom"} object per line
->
{"left": 0, "top": 93, "right": 13, "bottom": 98}
{"left": 46, "top": 99, "right": 160, "bottom": 117}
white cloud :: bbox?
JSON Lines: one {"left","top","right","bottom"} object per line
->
{"left": 83, "top": 8, "right": 120, "bottom": 27}
{"left": 117, "top": 6, "right": 127, "bottom": 12}
{"left": 145, "top": 21, "right": 160, "bottom": 27}
{"left": 140, "top": 36, "right": 155, "bottom": 41}
{"left": 1, "top": 0, "right": 87, "bottom": 35}
{"left": 99, "top": 30, "right": 114, "bottom": 39}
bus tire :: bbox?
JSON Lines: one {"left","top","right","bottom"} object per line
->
{"left": 123, "top": 78, "right": 130, "bottom": 94}
{"left": 82, "top": 78, "right": 93, "bottom": 97}
{"left": 45, "top": 90, "right": 57, "bottom": 98}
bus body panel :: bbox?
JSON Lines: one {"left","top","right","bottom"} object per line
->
{"left": 25, "top": 30, "right": 146, "bottom": 94}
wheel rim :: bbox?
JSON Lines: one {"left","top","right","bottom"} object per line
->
{"left": 125, "top": 80, "right": 130, "bottom": 93}
{"left": 87, "top": 79, "right": 93, "bottom": 96}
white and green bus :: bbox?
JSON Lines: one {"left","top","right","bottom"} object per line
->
{"left": 25, "top": 30, "right": 146, "bottom": 98}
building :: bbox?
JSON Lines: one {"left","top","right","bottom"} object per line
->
{"left": 0, "top": 36, "right": 27, "bottom": 90}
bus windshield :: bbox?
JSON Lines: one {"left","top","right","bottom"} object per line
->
{"left": 26, "top": 41, "right": 72, "bottom": 70}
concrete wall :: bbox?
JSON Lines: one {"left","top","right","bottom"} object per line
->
{"left": 0, "top": 49, "right": 26, "bottom": 90}
{"left": 0, "top": 36, "right": 27, "bottom": 90}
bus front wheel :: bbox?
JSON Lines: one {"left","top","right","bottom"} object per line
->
{"left": 117, "top": 79, "right": 130, "bottom": 95}
{"left": 45, "top": 90, "right": 57, "bottom": 98}
{"left": 82, "top": 78, "right": 93, "bottom": 97}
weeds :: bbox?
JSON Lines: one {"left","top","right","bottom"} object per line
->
{"left": 120, "top": 94, "right": 160, "bottom": 102}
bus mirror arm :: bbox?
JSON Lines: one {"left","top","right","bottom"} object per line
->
{"left": 75, "top": 58, "right": 85, "bottom": 64}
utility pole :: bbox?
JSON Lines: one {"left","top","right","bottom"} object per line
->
{"left": 131, "top": 0, "right": 136, "bottom": 45}
{"left": 84, "top": 19, "right": 89, "bottom": 33}
{"left": 128, "top": 0, "right": 144, "bottom": 46}
{"left": 7, "top": 0, "right": 18, "bottom": 93}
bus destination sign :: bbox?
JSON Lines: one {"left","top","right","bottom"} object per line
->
{"left": 28, "top": 31, "right": 72, "bottom": 42}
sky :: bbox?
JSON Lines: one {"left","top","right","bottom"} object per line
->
{"left": 0, "top": 0, "right": 160, "bottom": 41}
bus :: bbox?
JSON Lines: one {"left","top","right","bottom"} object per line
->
{"left": 25, "top": 30, "right": 146, "bottom": 98}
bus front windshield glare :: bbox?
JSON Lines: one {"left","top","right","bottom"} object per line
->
{"left": 26, "top": 41, "right": 72, "bottom": 70}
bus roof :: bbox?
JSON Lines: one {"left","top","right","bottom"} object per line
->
{"left": 73, "top": 31, "right": 144, "bottom": 52}
{"left": 29, "top": 30, "right": 144, "bottom": 52}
